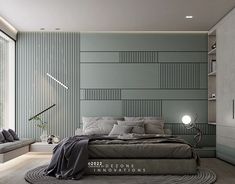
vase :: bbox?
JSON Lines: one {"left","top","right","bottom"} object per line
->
{"left": 40, "top": 129, "right": 48, "bottom": 142}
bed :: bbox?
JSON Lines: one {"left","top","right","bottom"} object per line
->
{"left": 86, "top": 134, "right": 198, "bottom": 175}
{"left": 46, "top": 116, "right": 199, "bottom": 179}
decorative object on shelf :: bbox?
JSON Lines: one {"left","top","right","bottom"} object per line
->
{"left": 29, "top": 104, "right": 56, "bottom": 142}
{"left": 47, "top": 134, "right": 60, "bottom": 144}
{"left": 181, "top": 114, "right": 202, "bottom": 148}
{"left": 211, "top": 94, "right": 216, "bottom": 98}
{"left": 211, "top": 42, "right": 216, "bottom": 49}
{"left": 211, "top": 60, "right": 216, "bottom": 72}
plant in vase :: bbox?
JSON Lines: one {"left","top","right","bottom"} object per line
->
{"left": 32, "top": 116, "right": 48, "bottom": 142}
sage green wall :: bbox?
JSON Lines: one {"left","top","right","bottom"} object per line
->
{"left": 16, "top": 32, "right": 80, "bottom": 140}
{"left": 80, "top": 33, "right": 215, "bottom": 147}
{"left": 16, "top": 32, "right": 215, "bottom": 146}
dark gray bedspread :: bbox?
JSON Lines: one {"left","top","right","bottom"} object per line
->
{"left": 45, "top": 136, "right": 89, "bottom": 180}
{"left": 45, "top": 134, "right": 199, "bottom": 180}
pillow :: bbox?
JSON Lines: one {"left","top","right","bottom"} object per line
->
{"left": 83, "top": 120, "right": 117, "bottom": 135}
{"left": 0, "top": 131, "right": 6, "bottom": 143}
{"left": 124, "top": 117, "right": 163, "bottom": 121}
{"left": 117, "top": 121, "right": 145, "bottom": 134}
{"left": 8, "top": 129, "right": 19, "bottom": 140}
{"left": 144, "top": 124, "right": 164, "bottom": 134}
{"left": 2, "top": 129, "right": 14, "bottom": 142}
{"left": 144, "top": 120, "right": 164, "bottom": 129}
{"left": 82, "top": 117, "right": 123, "bottom": 131}
{"left": 108, "top": 124, "right": 133, "bottom": 136}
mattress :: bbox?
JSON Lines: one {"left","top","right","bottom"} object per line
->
{"left": 86, "top": 159, "right": 197, "bottom": 175}
{"left": 88, "top": 138, "right": 193, "bottom": 159}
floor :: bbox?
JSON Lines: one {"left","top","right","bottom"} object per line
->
{"left": 0, "top": 153, "right": 235, "bottom": 184}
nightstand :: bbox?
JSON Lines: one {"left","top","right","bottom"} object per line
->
{"left": 30, "top": 142, "right": 57, "bottom": 153}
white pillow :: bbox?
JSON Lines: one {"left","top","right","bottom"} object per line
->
{"left": 83, "top": 120, "right": 117, "bottom": 135}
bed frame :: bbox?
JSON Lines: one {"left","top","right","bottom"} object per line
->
{"left": 86, "top": 159, "right": 197, "bottom": 175}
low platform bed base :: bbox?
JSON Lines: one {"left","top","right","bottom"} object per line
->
{"left": 87, "top": 159, "right": 197, "bottom": 175}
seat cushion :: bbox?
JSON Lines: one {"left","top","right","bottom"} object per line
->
{"left": 0, "top": 138, "right": 35, "bottom": 154}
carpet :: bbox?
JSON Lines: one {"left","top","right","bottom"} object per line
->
{"left": 25, "top": 165, "right": 216, "bottom": 184}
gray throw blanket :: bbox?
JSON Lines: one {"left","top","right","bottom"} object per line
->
{"left": 45, "top": 134, "right": 199, "bottom": 180}
{"left": 45, "top": 136, "right": 90, "bottom": 180}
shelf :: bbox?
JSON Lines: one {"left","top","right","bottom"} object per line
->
{"left": 208, "top": 98, "right": 216, "bottom": 101}
{"left": 208, "top": 48, "right": 216, "bottom": 55}
{"left": 208, "top": 71, "right": 216, "bottom": 76}
{"left": 208, "top": 122, "right": 216, "bottom": 125}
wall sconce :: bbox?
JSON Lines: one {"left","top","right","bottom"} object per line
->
{"left": 181, "top": 114, "right": 202, "bottom": 148}
{"left": 46, "top": 73, "right": 69, "bottom": 90}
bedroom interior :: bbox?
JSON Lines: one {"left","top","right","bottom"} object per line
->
{"left": 0, "top": 0, "right": 235, "bottom": 184}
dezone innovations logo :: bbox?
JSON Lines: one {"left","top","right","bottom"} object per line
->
{"left": 88, "top": 161, "right": 146, "bottom": 173}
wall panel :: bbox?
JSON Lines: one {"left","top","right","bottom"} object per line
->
{"left": 16, "top": 32, "right": 80, "bottom": 140}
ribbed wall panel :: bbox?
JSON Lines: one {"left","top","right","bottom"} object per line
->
{"left": 119, "top": 51, "right": 158, "bottom": 63}
{"left": 123, "top": 100, "right": 161, "bottom": 117}
{"left": 81, "top": 89, "right": 121, "bottom": 100}
{"left": 160, "top": 63, "right": 200, "bottom": 88}
{"left": 16, "top": 32, "right": 80, "bottom": 140}
{"left": 0, "top": 36, "right": 9, "bottom": 128}
{"left": 164, "top": 123, "right": 215, "bottom": 135}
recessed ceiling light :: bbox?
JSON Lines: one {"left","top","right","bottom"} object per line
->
{"left": 185, "top": 16, "right": 193, "bottom": 19}
{"left": 40, "top": 28, "right": 45, "bottom": 30}
{"left": 55, "top": 28, "right": 61, "bottom": 30}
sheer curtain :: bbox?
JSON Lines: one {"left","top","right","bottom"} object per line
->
{"left": 0, "top": 31, "right": 15, "bottom": 129}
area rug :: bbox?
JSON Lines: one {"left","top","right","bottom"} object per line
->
{"left": 25, "top": 165, "right": 216, "bottom": 184}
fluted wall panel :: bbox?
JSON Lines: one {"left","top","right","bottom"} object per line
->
{"left": 16, "top": 32, "right": 80, "bottom": 140}
{"left": 119, "top": 51, "right": 158, "bottom": 63}
{"left": 80, "top": 89, "right": 121, "bottom": 100}
{"left": 160, "top": 63, "right": 200, "bottom": 88}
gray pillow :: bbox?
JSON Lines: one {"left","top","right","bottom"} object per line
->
{"left": 144, "top": 120, "right": 164, "bottom": 129}
{"left": 117, "top": 121, "right": 145, "bottom": 134}
{"left": 8, "top": 129, "right": 19, "bottom": 140}
{"left": 0, "top": 131, "right": 6, "bottom": 143}
{"left": 144, "top": 124, "right": 164, "bottom": 134}
{"left": 2, "top": 129, "right": 14, "bottom": 142}
{"left": 109, "top": 124, "right": 133, "bottom": 136}
{"left": 83, "top": 120, "right": 118, "bottom": 135}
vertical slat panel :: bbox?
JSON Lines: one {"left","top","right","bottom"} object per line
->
{"left": 80, "top": 89, "right": 121, "bottom": 100}
{"left": 119, "top": 51, "right": 158, "bottom": 63}
{"left": 16, "top": 32, "right": 80, "bottom": 140}
{"left": 160, "top": 63, "right": 200, "bottom": 88}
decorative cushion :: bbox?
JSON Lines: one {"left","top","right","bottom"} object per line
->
{"left": 8, "top": 129, "right": 19, "bottom": 140}
{"left": 83, "top": 120, "right": 118, "bottom": 135}
{"left": 144, "top": 120, "right": 165, "bottom": 134}
{"left": 2, "top": 129, "right": 14, "bottom": 142}
{"left": 0, "top": 131, "right": 6, "bottom": 143}
{"left": 117, "top": 121, "right": 145, "bottom": 134}
{"left": 108, "top": 124, "right": 133, "bottom": 136}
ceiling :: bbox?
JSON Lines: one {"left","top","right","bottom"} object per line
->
{"left": 0, "top": 0, "right": 235, "bottom": 32}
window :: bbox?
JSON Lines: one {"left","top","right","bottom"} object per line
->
{"left": 0, "top": 31, "right": 15, "bottom": 129}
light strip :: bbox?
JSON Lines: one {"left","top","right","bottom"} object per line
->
{"left": 46, "top": 73, "right": 69, "bottom": 89}
{"left": 0, "top": 17, "right": 17, "bottom": 33}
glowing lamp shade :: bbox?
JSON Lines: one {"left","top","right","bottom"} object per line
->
{"left": 182, "top": 115, "right": 192, "bottom": 125}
